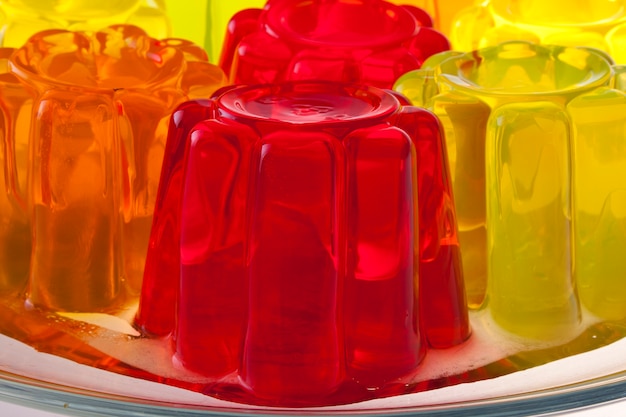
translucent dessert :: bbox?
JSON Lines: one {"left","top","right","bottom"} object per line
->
{"left": 219, "top": 0, "right": 450, "bottom": 88}
{"left": 450, "top": 0, "right": 626, "bottom": 63}
{"left": 135, "top": 81, "right": 470, "bottom": 405}
{"left": 1, "top": 6, "right": 626, "bottom": 414}
{"left": 0, "top": 0, "right": 172, "bottom": 47}
{"left": 394, "top": 41, "right": 626, "bottom": 330}
{"left": 0, "top": 25, "right": 226, "bottom": 310}
{"left": 175, "top": 0, "right": 475, "bottom": 62}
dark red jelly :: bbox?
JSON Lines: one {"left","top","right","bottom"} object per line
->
{"left": 136, "top": 81, "right": 469, "bottom": 406}
{"left": 219, "top": 0, "right": 450, "bottom": 88}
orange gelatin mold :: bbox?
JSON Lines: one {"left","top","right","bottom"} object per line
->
{"left": 0, "top": 25, "right": 227, "bottom": 311}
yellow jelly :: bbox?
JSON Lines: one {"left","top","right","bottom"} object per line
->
{"left": 394, "top": 0, "right": 477, "bottom": 35}
{"left": 569, "top": 80, "right": 626, "bottom": 321}
{"left": 0, "top": 0, "right": 170, "bottom": 47}
{"left": 0, "top": 25, "right": 226, "bottom": 311}
{"left": 395, "top": 42, "right": 626, "bottom": 339}
{"left": 203, "top": 0, "right": 265, "bottom": 61}
{"left": 451, "top": 0, "right": 626, "bottom": 63}
{"left": 161, "top": 0, "right": 205, "bottom": 52}
{"left": 0, "top": 0, "right": 233, "bottom": 62}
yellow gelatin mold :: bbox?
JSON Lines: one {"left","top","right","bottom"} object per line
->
{"left": 451, "top": 0, "right": 626, "bottom": 63}
{"left": 395, "top": 41, "right": 626, "bottom": 340}
{"left": 0, "top": 0, "right": 169, "bottom": 47}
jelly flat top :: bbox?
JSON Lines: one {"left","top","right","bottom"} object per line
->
{"left": 436, "top": 42, "right": 612, "bottom": 97}
{"left": 217, "top": 81, "right": 400, "bottom": 126}
{"left": 9, "top": 26, "right": 187, "bottom": 91}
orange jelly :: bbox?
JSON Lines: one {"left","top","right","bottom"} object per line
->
{"left": 0, "top": 25, "right": 226, "bottom": 311}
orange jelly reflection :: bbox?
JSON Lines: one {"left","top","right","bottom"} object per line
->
{"left": 0, "top": 25, "right": 226, "bottom": 312}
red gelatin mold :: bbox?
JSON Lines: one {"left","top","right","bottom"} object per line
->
{"left": 219, "top": 0, "right": 450, "bottom": 88}
{"left": 136, "top": 81, "right": 470, "bottom": 406}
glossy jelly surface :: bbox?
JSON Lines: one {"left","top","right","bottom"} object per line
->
{"left": 0, "top": 25, "right": 226, "bottom": 312}
{"left": 219, "top": 0, "right": 450, "bottom": 88}
{"left": 194, "top": 0, "right": 472, "bottom": 61}
{"left": 451, "top": 0, "right": 626, "bottom": 63}
{"left": 136, "top": 81, "right": 469, "bottom": 406}
{"left": 394, "top": 42, "right": 626, "bottom": 338}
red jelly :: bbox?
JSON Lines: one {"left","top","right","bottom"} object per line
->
{"left": 136, "top": 81, "right": 469, "bottom": 406}
{"left": 219, "top": 0, "right": 450, "bottom": 88}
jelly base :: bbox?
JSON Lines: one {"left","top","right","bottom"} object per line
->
{"left": 0, "top": 291, "right": 624, "bottom": 408}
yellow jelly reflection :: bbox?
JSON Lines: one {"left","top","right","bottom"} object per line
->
{"left": 395, "top": 42, "right": 626, "bottom": 339}
{"left": 451, "top": 0, "right": 626, "bottom": 63}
